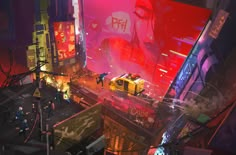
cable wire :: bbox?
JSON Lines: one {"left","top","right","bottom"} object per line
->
{"left": 24, "top": 113, "right": 39, "bottom": 143}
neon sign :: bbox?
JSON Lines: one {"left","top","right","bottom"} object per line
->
{"left": 53, "top": 21, "right": 75, "bottom": 61}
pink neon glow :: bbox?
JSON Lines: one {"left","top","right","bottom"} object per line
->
{"left": 83, "top": 0, "right": 211, "bottom": 98}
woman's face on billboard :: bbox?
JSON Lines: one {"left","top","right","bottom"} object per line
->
{"left": 134, "top": 0, "right": 156, "bottom": 58}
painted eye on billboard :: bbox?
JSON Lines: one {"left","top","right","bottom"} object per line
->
{"left": 53, "top": 21, "right": 76, "bottom": 61}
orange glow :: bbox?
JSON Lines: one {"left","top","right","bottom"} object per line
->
{"left": 44, "top": 75, "right": 71, "bottom": 97}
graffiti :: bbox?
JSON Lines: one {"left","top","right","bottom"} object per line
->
{"left": 54, "top": 104, "right": 102, "bottom": 150}
{"left": 55, "top": 117, "right": 96, "bottom": 145}
{"left": 111, "top": 16, "right": 127, "bottom": 32}
{"left": 54, "top": 111, "right": 97, "bottom": 145}
{"left": 54, "top": 126, "right": 75, "bottom": 145}
{"left": 129, "top": 107, "right": 148, "bottom": 118}
{"left": 105, "top": 11, "right": 131, "bottom": 34}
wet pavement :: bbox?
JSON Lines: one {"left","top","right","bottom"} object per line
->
{"left": 71, "top": 72, "right": 182, "bottom": 146}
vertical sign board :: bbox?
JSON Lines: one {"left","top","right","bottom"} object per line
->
{"left": 26, "top": 49, "right": 36, "bottom": 69}
{"left": 53, "top": 21, "right": 76, "bottom": 61}
{"left": 53, "top": 104, "right": 102, "bottom": 151}
{"left": 209, "top": 9, "right": 229, "bottom": 39}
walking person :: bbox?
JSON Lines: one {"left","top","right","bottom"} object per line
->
{"left": 30, "top": 103, "right": 37, "bottom": 121}
{"left": 55, "top": 90, "right": 62, "bottom": 104}
{"left": 32, "top": 103, "right": 36, "bottom": 113}
{"left": 15, "top": 106, "right": 24, "bottom": 126}
{"left": 96, "top": 72, "right": 110, "bottom": 88}
{"left": 47, "top": 100, "right": 55, "bottom": 119}
{"left": 19, "top": 119, "right": 29, "bottom": 139}
{"left": 63, "top": 90, "right": 71, "bottom": 104}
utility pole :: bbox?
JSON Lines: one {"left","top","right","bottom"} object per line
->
{"left": 34, "top": 37, "right": 67, "bottom": 142}
{"left": 35, "top": 38, "right": 41, "bottom": 88}
{"left": 42, "top": 124, "right": 51, "bottom": 155}
{"left": 35, "top": 37, "right": 44, "bottom": 141}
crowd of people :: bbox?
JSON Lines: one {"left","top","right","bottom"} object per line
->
{"left": 14, "top": 106, "right": 29, "bottom": 138}
{"left": 13, "top": 99, "right": 56, "bottom": 140}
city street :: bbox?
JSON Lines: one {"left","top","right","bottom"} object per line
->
{"left": 1, "top": 49, "right": 236, "bottom": 155}
{"left": 0, "top": 83, "right": 84, "bottom": 155}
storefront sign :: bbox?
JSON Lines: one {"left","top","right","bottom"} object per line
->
{"left": 209, "top": 9, "right": 229, "bottom": 39}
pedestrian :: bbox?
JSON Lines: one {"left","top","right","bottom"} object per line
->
{"left": 63, "top": 90, "right": 71, "bottom": 104}
{"left": 47, "top": 100, "right": 55, "bottom": 119}
{"left": 32, "top": 103, "right": 36, "bottom": 113}
{"left": 15, "top": 106, "right": 24, "bottom": 123}
{"left": 19, "top": 119, "right": 29, "bottom": 139}
{"left": 96, "top": 72, "right": 110, "bottom": 88}
{"left": 55, "top": 90, "right": 62, "bottom": 104}
{"left": 30, "top": 103, "right": 37, "bottom": 121}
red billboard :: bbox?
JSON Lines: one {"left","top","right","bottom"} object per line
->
{"left": 53, "top": 21, "right": 75, "bottom": 61}
{"left": 83, "top": 0, "right": 211, "bottom": 99}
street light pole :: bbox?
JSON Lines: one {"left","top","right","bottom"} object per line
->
{"left": 41, "top": 124, "right": 51, "bottom": 155}
{"left": 46, "top": 124, "right": 50, "bottom": 155}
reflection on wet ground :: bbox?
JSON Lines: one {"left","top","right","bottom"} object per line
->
{"left": 71, "top": 71, "right": 181, "bottom": 146}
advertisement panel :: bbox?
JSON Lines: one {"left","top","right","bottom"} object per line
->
{"left": 83, "top": 0, "right": 211, "bottom": 98}
{"left": 176, "top": 121, "right": 200, "bottom": 140}
{"left": 53, "top": 104, "right": 102, "bottom": 151}
{"left": 26, "top": 49, "right": 36, "bottom": 68}
{"left": 209, "top": 9, "right": 229, "bottom": 39}
{"left": 53, "top": 21, "right": 76, "bottom": 61}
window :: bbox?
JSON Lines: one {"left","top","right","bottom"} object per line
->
{"left": 116, "top": 80, "right": 123, "bottom": 86}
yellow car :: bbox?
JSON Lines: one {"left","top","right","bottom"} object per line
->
{"left": 109, "top": 73, "right": 145, "bottom": 95}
